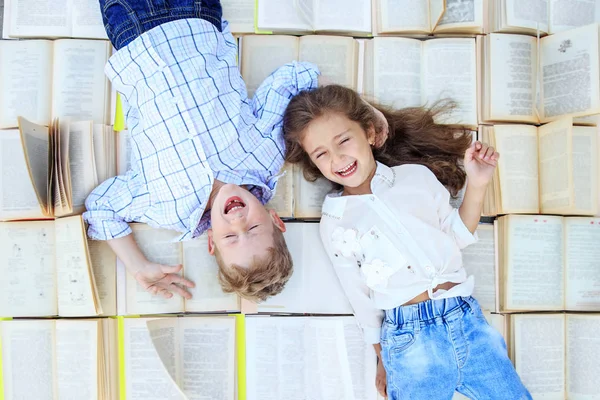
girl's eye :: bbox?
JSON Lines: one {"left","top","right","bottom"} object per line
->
{"left": 315, "top": 152, "right": 326, "bottom": 159}
{"left": 340, "top": 138, "right": 349, "bottom": 145}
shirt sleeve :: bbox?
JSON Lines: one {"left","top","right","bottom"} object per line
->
{"left": 320, "top": 221, "right": 384, "bottom": 345}
{"left": 422, "top": 167, "right": 478, "bottom": 250}
{"left": 83, "top": 171, "right": 149, "bottom": 240}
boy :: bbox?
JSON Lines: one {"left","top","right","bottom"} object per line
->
{"left": 85, "top": 0, "right": 319, "bottom": 301}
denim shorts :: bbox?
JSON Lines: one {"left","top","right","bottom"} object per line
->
{"left": 99, "top": 0, "right": 223, "bottom": 49}
{"left": 381, "top": 296, "right": 532, "bottom": 400}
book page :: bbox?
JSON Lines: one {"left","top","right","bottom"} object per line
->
{"left": 92, "top": 124, "right": 106, "bottom": 184}
{"left": 378, "top": 0, "right": 429, "bottom": 33}
{"left": 67, "top": 121, "right": 97, "bottom": 210}
{"left": 221, "top": 0, "right": 255, "bottom": 33}
{"left": 540, "top": 24, "right": 600, "bottom": 121}
{"left": 19, "top": 118, "right": 50, "bottom": 212}
{"left": 128, "top": 224, "right": 184, "bottom": 315}
{"left": 565, "top": 218, "right": 600, "bottom": 310}
{"left": 372, "top": 37, "right": 422, "bottom": 109}
{"left": 123, "top": 318, "right": 186, "bottom": 400}
{"left": 538, "top": 117, "right": 573, "bottom": 213}
{"left": 293, "top": 169, "right": 333, "bottom": 218}
{"left": 177, "top": 318, "right": 236, "bottom": 400}
{"left": 505, "top": 0, "right": 549, "bottom": 33}
{"left": 52, "top": 39, "right": 110, "bottom": 124}
{"left": 240, "top": 35, "right": 299, "bottom": 98}
{"left": 71, "top": 0, "right": 108, "bottom": 39}
{"left": 8, "top": 0, "right": 71, "bottom": 37}
{"left": 266, "top": 164, "right": 294, "bottom": 218}
{"left": 342, "top": 317, "right": 378, "bottom": 400}
{"left": 423, "top": 38, "right": 478, "bottom": 126}
{"left": 461, "top": 224, "right": 496, "bottom": 311}
{"left": 549, "top": 0, "right": 600, "bottom": 34}
{"left": 488, "top": 34, "right": 537, "bottom": 122}
{"left": 572, "top": 126, "right": 598, "bottom": 214}
{"left": 88, "top": 239, "right": 117, "bottom": 316}
{"left": 314, "top": 0, "right": 371, "bottom": 33}
{"left": 0, "top": 320, "right": 55, "bottom": 400}
{"left": 56, "top": 320, "right": 98, "bottom": 400}
{"left": 0, "top": 221, "right": 57, "bottom": 317}
{"left": 257, "top": 0, "right": 312, "bottom": 32}
{"left": 437, "top": 0, "right": 484, "bottom": 30}
{"left": 145, "top": 319, "right": 180, "bottom": 384}
{"left": 55, "top": 216, "right": 99, "bottom": 316}
{"left": 505, "top": 215, "right": 564, "bottom": 311}
{"left": 492, "top": 125, "right": 540, "bottom": 213}
{"left": 513, "top": 314, "right": 565, "bottom": 399}
{"left": 0, "top": 130, "right": 46, "bottom": 220}
{"left": 566, "top": 315, "right": 600, "bottom": 399}
{"left": 0, "top": 40, "right": 52, "bottom": 128}
{"left": 182, "top": 235, "right": 240, "bottom": 312}
{"left": 299, "top": 35, "right": 357, "bottom": 89}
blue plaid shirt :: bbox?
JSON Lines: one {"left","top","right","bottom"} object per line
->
{"left": 83, "top": 19, "right": 319, "bottom": 241}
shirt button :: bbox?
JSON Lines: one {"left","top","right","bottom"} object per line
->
{"left": 426, "top": 266, "right": 431, "bottom": 271}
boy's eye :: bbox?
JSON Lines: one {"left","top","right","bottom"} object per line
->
{"left": 249, "top": 225, "right": 259, "bottom": 231}
{"left": 225, "top": 234, "right": 236, "bottom": 239}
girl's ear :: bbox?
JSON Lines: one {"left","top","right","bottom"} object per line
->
{"left": 370, "top": 107, "right": 389, "bottom": 148}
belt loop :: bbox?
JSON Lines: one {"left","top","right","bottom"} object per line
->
{"left": 194, "top": 0, "right": 202, "bottom": 14}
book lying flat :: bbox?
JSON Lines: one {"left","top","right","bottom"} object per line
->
{"left": 478, "top": 26, "right": 600, "bottom": 124}
{"left": 0, "top": 216, "right": 114, "bottom": 318}
{"left": 496, "top": 215, "right": 600, "bottom": 313}
{"left": 221, "top": 0, "right": 256, "bottom": 33}
{"left": 0, "top": 39, "right": 112, "bottom": 129}
{"left": 510, "top": 313, "right": 600, "bottom": 399}
{"left": 480, "top": 118, "right": 598, "bottom": 216}
{"left": 0, "top": 318, "right": 118, "bottom": 400}
{"left": 461, "top": 223, "right": 497, "bottom": 312}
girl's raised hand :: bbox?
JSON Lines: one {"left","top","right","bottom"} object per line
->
{"left": 463, "top": 141, "right": 499, "bottom": 189}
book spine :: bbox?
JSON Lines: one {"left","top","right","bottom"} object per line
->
{"left": 0, "top": 318, "right": 12, "bottom": 400}
{"left": 235, "top": 314, "right": 247, "bottom": 400}
{"left": 117, "top": 316, "right": 126, "bottom": 400}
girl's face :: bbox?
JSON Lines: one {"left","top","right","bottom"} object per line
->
{"left": 301, "top": 112, "right": 377, "bottom": 193}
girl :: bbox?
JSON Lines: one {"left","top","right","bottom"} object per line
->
{"left": 283, "top": 85, "right": 532, "bottom": 400}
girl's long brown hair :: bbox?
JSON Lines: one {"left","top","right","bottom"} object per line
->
{"left": 283, "top": 85, "right": 472, "bottom": 196}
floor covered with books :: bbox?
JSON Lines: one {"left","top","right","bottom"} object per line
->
{"left": 1, "top": 0, "right": 600, "bottom": 399}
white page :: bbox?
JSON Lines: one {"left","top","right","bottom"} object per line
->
{"left": 68, "top": 121, "right": 97, "bottom": 209}
{"left": 123, "top": 318, "right": 186, "bottom": 400}
{"left": 293, "top": 170, "right": 333, "bottom": 218}
{"left": 52, "top": 39, "right": 110, "bottom": 124}
{"left": 221, "top": 0, "right": 255, "bottom": 33}
{"left": 423, "top": 38, "right": 478, "bottom": 126}
{"left": 56, "top": 320, "right": 98, "bottom": 400}
{"left": 257, "top": 0, "right": 312, "bottom": 31}
{"left": 373, "top": 37, "right": 422, "bottom": 109}
{"left": 0, "top": 40, "right": 53, "bottom": 128}
{"left": 566, "top": 315, "right": 600, "bottom": 399}
{"left": 572, "top": 126, "right": 598, "bottom": 214}
{"left": 538, "top": 118, "right": 572, "bottom": 213}
{"left": 565, "top": 218, "right": 600, "bottom": 310}
{"left": 299, "top": 35, "right": 357, "bottom": 89}
{"left": 314, "top": 0, "right": 371, "bottom": 33}
{"left": 506, "top": 215, "right": 564, "bottom": 311}
{"left": 378, "top": 0, "right": 429, "bottom": 33}
{"left": 505, "top": 0, "right": 549, "bottom": 33}
{"left": 0, "top": 320, "right": 55, "bottom": 400}
{"left": 513, "top": 314, "right": 565, "bottom": 399}
{"left": 342, "top": 318, "right": 378, "bottom": 400}
{"left": 88, "top": 239, "right": 117, "bottom": 316}
{"left": 549, "top": 0, "right": 600, "bottom": 33}
{"left": 92, "top": 124, "right": 106, "bottom": 184}
{"left": 461, "top": 224, "right": 496, "bottom": 312}
{"left": 9, "top": 0, "right": 72, "bottom": 37}
{"left": 266, "top": 164, "right": 294, "bottom": 218}
{"left": 71, "top": 0, "right": 108, "bottom": 39}
{"left": 437, "top": 0, "right": 484, "bottom": 29}
{"left": 0, "top": 221, "right": 57, "bottom": 317}
{"left": 182, "top": 235, "right": 240, "bottom": 312}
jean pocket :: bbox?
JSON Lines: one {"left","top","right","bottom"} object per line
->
{"left": 387, "top": 331, "right": 416, "bottom": 354}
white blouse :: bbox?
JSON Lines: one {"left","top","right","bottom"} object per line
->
{"left": 320, "top": 163, "right": 478, "bottom": 344}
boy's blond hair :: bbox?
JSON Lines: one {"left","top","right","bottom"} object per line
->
{"left": 215, "top": 228, "right": 293, "bottom": 302}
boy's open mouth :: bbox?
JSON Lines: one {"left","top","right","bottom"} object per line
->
{"left": 335, "top": 161, "right": 357, "bottom": 178}
{"left": 224, "top": 197, "right": 246, "bottom": 214}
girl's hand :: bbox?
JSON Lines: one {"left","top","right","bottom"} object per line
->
{"left": 376, "top": 358, "right": 388, "bottom": 398}
{"left": 463, "top": 141, "right": 499, "bottom": 189}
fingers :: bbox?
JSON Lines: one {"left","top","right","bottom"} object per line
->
{"left": 167, "top": 282, "right": 193, "bottom": 300}
{"left": 471, "top": 141, "right": 500, "bottom": 165}
{"left": 167, "top": 273, "right": 196, "bottom": 288}
{"left": 146, "top": 285, "right": 173, "bottom": 299}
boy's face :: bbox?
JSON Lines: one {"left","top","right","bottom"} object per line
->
{"left": 207, "top": 184, "right": 285, "bottom": 267}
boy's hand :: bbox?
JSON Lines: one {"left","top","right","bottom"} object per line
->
{"left": 376, "top": 358, "right": 388, "bottom": 398}
{"left": 134, "top": 263, "right": 195, "bottom": 299}
{"left": 464, "top": 141, "right": 499, "bottom": 189}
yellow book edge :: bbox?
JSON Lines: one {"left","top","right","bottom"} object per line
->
{"left": 114, "top": 94, "right": 126, "bottom": 132}
{"left": 234, "top": 314, "right": 246, "bottom": 400}
{"left": 116, "top": 315, "right": 140, "bottom": 400}
{"left": 253, "top": 0, "right": 272, "bottom": 34}
{"left": 0, "top": 318, "right": 12, "bottom": 400}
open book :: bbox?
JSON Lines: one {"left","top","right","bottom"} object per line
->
{"left": 256, "top": 0, "right": 372, "bottom": 35}
{"left": 461, "top": 223, "right": 497, "bottom": 312}
{"left": 510, "top": 313, "right": 600, "bottom": 399}
{"left": 240, "top": 34, "right": 359, "bottom": 97}
{"left": 266, "top": 164, "right": 333, "bottom": 219}
{"left": 375, "top": 0, "right": 486, "bottom": 35}
{"left": 0, "top": 318, "right": 118, "bottom": 400}
{"left": 363, "top": 37, "right": 478, "bottom": 127}
{"left": 0, "top": 39, "right": 112, "bottom": 129}
{"left": 496, "top": 215, "right": 600, "bottom": 313}
{"left": 490, "top": 0, "right": 600, "bottom": 35}
{"left": 0, "top": 117, "right": 115, "bottom": 221}
{"left": 0, "top": 216, "right": 111, "bottom": 318}
{"left": 480, "top": 118, "right": 598, "bottom": 216}
{"left": 121, "top": 317, "right": 236, "bottom": 400}
{"left": 221, "top": 0, "right": 256, "bottom": 33}
{"left": 5, "top": 0, "right": 107, "bottom": 39}
{"left": 478, "top": 26, "right": 600, "bottom": 124}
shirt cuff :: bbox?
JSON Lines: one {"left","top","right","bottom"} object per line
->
{"left": 362, "top": 326, "right": 382, "bottom": 345}
{"left": 448, "top": 208, "right": 478, "bottom": 249}
{"left": 83, "top": 210, "right": 132, "bottom": 240}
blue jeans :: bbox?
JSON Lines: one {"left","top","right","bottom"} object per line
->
{"left": 99, "top": 0, "right": 223, "bottom": 49}
{"left": 381, "top": 296, "right": 532, "bottom": 400}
